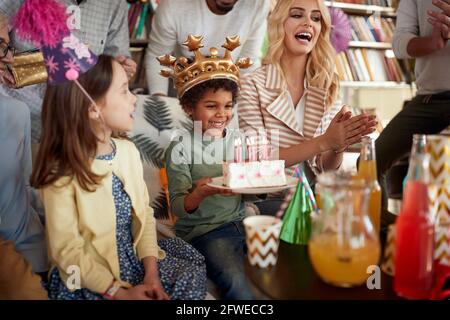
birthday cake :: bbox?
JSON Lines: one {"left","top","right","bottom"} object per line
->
{"left": 223, "top": 132, "right": 286, "bottom": 188}
{"left": 223, "top": 160, "right": 286, "bottom": 189}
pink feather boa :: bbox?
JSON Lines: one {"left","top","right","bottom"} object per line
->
{"left": 12, "top": 0, "right": 69, "bottom": 46}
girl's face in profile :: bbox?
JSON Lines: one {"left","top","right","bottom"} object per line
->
{"left": 283, "top": 0, "right": 322, "bottom": 57}
{"left": 188, "top": 88, "right": 234, "bottom": 138}
{"left": 98, "top": 61, "right": 137, "bottom": 133}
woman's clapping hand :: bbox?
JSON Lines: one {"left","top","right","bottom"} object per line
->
{"left": 324, "top": 107, "right": 377, "bottom": 153}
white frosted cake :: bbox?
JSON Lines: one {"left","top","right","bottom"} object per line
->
{"left": 222, "top": 160, "right": 286, "bottom": 189}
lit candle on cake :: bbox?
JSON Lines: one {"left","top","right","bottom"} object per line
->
{"left": 260, "top": 134, "right": 269, "bottom": 161}
{"left": 246, "top": 136, "right": 257, "bottom": 162}
{"left": 234, "top": 137, "right": 243, "bottom": 163}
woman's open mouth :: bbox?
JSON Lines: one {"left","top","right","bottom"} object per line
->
{"left": 295, "top": 32, "right": 313, "bottom": 44}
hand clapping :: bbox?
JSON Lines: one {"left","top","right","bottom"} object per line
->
{"left": 324, "top": 106, "right": 377, "bottom": 153}
{"left": 427, "top": 0, "right": 450, "bottom": 40}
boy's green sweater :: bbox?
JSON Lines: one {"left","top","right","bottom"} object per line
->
{"left": 165, "top": 129, "right": 248, "bottom": 242}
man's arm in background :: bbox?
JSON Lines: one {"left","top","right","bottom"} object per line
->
{"left": 104, "top": 0, "right": 137, "bottom": 80}
{"left": 393, "top": 0, "right": 447, "bottom": 58}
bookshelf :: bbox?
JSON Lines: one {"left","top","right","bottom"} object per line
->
{"left": 127, "top": 0, "right": 158, "bottom": 91}
{"left": 130, "top": 39, "right": 150, "bottom": 47}
{"left": 348, "top": 41, "right": 392, "bottom": 49}
{"left": 324, "top": 1, "right": 396, "bottom": 17}
{"left": 327, "top": 1, "right": 415, "bottom": 124}
{"left": 341, "top": 81, "right": 413, "bottom": 88}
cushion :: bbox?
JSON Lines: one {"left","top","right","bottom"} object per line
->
{"left": 130, "top": 95, "right": 191, "bottom": 220}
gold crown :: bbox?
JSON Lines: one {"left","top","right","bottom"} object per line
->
{"left": 157, "top": 35, "right": 253, "bottom": 98}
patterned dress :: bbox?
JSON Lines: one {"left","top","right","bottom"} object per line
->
{"left": 46, "top": 142, "right": 207, "bottom": 300}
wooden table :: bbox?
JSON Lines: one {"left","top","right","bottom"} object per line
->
{"left": 246, "top": 240, "right": 399, "bottom": 300}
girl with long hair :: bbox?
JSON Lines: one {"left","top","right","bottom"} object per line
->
{"left": 31, "top": 55, "right": 206, "bottom": 300}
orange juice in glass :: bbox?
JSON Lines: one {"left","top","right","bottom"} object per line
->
{"left": 309, "top": 171, "right": 381, "bottom": 287}
{"left": 309, "top": 234, "right": 380, "bottom": 287}
{"left": 358, "top": 138, "right": 382, "bottom": 234}
{"left": 315, "top": 183, "right": 323, "bottom": 210}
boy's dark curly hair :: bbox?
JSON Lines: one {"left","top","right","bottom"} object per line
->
{"left": 179, "top": 78, "right": 239, "bottom": 115}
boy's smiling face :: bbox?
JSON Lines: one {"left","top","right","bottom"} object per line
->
{"left": 187, "top": 88, "right": 234, "bottom": 137}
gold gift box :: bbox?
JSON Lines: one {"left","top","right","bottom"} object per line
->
{"left": 11, "top": 51, "right": 48, "bottom": 88}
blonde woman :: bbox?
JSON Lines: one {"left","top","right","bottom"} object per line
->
{"left": 238, "top": 0, "right": 377, "bottom": 212}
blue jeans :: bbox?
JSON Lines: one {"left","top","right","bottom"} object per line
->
{"left": 253, "top": 199, "right": 284, "bottom": 216}
{"left": 190, "top": 220, "right": 255, "bottom": 300}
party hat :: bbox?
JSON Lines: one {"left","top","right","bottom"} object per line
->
{"left": 158, "top": 34, "right": 252, "bottom": 98}
{"left": 41, "top": 34, "right": 98, "bottom": 85}
{"left": 278, "top": 167, "right": 317, "bottom": 245}
{"left": 12, "top": 0, "right": 69, "bottom": 47}
{"left": 12, "top": 0, "right": 98, "bottom": 87}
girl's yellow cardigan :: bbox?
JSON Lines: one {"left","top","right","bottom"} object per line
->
{"left": 41, "top": 138, "right": 165, "bottom": 294}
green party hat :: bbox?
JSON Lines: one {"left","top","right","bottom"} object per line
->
{"left": 279, "top": 168, "right": 317, "bottom": 245}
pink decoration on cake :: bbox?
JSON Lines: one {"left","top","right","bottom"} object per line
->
{"left": 329, "top": 7, "right": 352, "bottom": 54}
{"left": 222, "top": 160, "right": 286, "bottom": 189}
{"left": 12, "top": 0, "right": 70, "bottom": 46}
{"left": 275, "top": 169, "right": 281, "bottom": 176}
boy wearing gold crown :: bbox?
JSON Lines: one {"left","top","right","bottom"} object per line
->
{"left": 162, "top": 35, "right": 256, "bottom": 300}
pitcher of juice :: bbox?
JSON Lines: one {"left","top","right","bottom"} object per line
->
{"left": 309, "top": 171, "right": 381, "bottom": 287}
{"left": 358, "top": 137, "right": 381, "bottom": 234}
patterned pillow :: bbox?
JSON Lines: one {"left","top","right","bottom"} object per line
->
{"left": 130, "top": 95, "right": 193, "bottom": 220}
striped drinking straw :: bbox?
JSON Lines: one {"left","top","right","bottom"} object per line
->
{"left": 275, "top": 165, "right": 318, "bottom": 219}
{"left": 294, "top": 166, "right": 318, "bottom": 214}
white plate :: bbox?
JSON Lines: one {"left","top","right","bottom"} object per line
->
{"left": 207, "top": 175, "right": 298, "bottom": 194}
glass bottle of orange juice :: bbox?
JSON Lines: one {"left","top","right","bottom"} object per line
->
{"left": 358, "top": 137, "right": 381, "bottom": 234}
{"left": 309, "top": 171, "right": 380, "bottom": 287}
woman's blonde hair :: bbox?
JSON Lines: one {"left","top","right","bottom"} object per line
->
{"left": 263, "top": 0, "right": 339, "bottom": 108}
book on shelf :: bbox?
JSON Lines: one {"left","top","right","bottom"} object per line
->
{"left": 348, "top": 15, "right": 395, "bottom": 43}
{"left": 331, "top": 0, "right": 415, "bottom": 86}
{"left": 127, "top": 1, "right": 155, "bottom": 41}
{"left": 330, "top": 0, "right": 395, "bottom": 7}
{"left": 127, "top": 0, "right": 160, "bottom": 90}
{"left": 337, "top": 49, "right": 413, "bottom": 83}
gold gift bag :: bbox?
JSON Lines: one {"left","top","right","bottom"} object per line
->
{"left": 427, "top": 135, "right": 450, "bottom": 225}
{"left": 11, "top": 51, "right": 48, "bottom": 88}
{"left": 381, "top": 224, "right": 396, "bottom": 276}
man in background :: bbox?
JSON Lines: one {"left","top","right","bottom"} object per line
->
{"left": 376, "top": 0, "right": 450, "bottom": 229}
{"left": 145, "top": 0, "right": 269, "bottom": 96}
